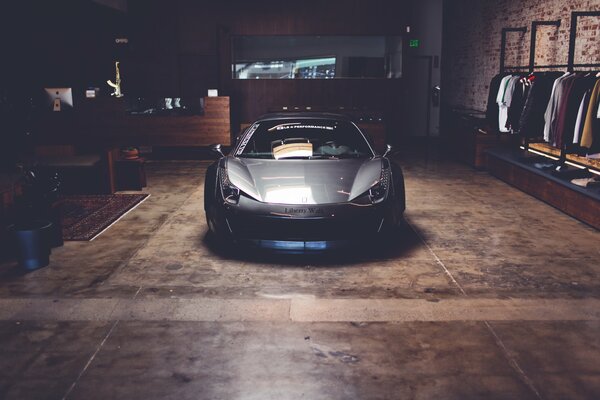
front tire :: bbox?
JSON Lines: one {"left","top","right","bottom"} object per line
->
{"left": 205, "top": 204, "right": 233, "bottom": 247}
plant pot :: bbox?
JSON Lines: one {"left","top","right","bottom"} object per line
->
{"left": 10, "top": 220, "right": 53, "bottom": 271}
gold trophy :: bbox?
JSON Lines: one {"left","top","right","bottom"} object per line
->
{"left": 107, "top": 61, "right": 123, "bottom": 97}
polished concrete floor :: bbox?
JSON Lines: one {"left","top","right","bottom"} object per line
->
{"left": 0, "top": 153, "right": 599, "bottom": 399}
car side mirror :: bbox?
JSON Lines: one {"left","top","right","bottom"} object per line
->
{"left": 383, "top": 144, "right": 393, "bottom": 157}
{"left": 210, "top": 143, "right": 225, "bottom": 158}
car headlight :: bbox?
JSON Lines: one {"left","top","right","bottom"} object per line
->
{"left": 219, "top": 167, "right": 241, "bottom": 205}
{"left": 353, "top": 166, "right": 390, "bottom": 205}
{"left": 369, "top": 167, "right": 390, "bottom": 204}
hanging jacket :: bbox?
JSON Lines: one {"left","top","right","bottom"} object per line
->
{"left": 553, "top": 74, "right": 579, "bottom": 148}
{"left": 581, "top": 78, "right": 600, "bottom": 149}
{"left": 543, "top": 72, "right": 572, "bottom": 142}
{"left": 519, "top": 72, "right": 563, "bottom": 138}
{"left": 497, "top": 75, "right": 519, "bottom": 133}
{"left": 559, "top": 75, "right": 596, "bottom": 147}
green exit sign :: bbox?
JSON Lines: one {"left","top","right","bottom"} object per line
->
{"left": 409, "top": 39, "right": 420, "bottom": 48}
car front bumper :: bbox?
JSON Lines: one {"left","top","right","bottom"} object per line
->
{"left": 211, "top": 195, "right": 392, "bottom": 248}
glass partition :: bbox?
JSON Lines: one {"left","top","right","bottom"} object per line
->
{"left": 232, "top": 36, "right": 402, "bottom": 79}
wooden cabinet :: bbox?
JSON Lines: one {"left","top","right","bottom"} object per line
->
{"left": 115, "top": 158, "right": 147, "bottom": 191}
{"left": 447, "top": 110, "right": 514, "bottom": 169}
{"left": 0, "top": 174, "right": 22, "bottom": 256}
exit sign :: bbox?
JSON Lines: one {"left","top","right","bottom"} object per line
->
{"left": 409, "top": 39, "right": 420, "bottom": 48}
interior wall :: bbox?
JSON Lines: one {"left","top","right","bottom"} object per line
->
{"left": 0, "top": 0, "right": 127, "bottom": 163}
{"left": 233, "top": 36, "right": 387, "bottom": 61}
{"left": 2, "top": 0, "right": 127, "bottom": 93}
{"left": 127, "top": 0, "right": 412, "bottom": 139}
{"left": 92, "top": 0, "right": 128, "bottom": 12}
{"left": 442, "top": 0, "right": 600, "bottom": 113}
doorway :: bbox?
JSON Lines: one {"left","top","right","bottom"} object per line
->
{"left": 404, "top": 55, "right": 436, "bottom": 138}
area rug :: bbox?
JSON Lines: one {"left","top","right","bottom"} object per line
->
{"left": 61, "top": 194, "right": 149, "bottom": 241}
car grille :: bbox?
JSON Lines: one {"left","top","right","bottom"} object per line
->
{"left": 227, "top": 215, "right": 382, "bottom": 240}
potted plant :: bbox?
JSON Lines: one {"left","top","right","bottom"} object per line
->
{"left": 120, "top": 147, "right": 139, "bottom": 160}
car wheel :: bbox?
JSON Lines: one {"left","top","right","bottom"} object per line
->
{"left": 205, "top": 206, "right": 231, "bottom": 245}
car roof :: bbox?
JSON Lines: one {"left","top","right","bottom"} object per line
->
{"left": 254, "top": 112, "right": 353, "bottom": 123}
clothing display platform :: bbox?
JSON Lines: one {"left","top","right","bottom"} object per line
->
{"left": 486, "top": 147, "right": 600, "bottom": 229}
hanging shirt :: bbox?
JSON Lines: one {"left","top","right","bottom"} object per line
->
{"left": 496, "top": 75, "right": 512, "bottom": 131}
{"left": 486, "top": 73, "right": 509, "bottom": 129}
{"left": 497, "top": 75, "right": 518, "bottom": 133}
{"left": 507, "top": 77, "right": 529, "bottom": 134}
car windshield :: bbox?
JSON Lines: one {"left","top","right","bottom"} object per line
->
{"left": 235, "top": 119, "right": 373, "bottom": 160}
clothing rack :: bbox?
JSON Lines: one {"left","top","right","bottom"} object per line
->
{"left": 529, "top": 20, "right": 564, "bottom": 72}
{"left": 522, "top": 20, "right": 563, "bottom": 150}
{"left": 498, "top": 11, "right": 600, "bottom": 169}
{"left": 499, "top": 27, "right": 527, "bottom": 73}
{"left": 568, "top": 11, "right": 600, "bottom": 72}
{"left": 499, "top": 12, "right": 600, "bottom": 73}
{"left": 550, "top": 11, "right": 600, "bottom": 168}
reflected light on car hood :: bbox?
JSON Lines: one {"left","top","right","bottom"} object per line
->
{"left": 226, "top": 158, "right": 382, "bottom": 205}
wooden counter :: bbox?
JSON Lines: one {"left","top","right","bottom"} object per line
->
{"left": 34, "top": 96, "right": 231, "bottom": 147}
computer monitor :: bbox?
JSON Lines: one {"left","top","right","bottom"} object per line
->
{"left": 44, "top": 88, "right": 73, "bottom": 111}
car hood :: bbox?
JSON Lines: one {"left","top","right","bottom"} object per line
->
{"left": 226, "top": 157, "right": 382, "bottom": 205}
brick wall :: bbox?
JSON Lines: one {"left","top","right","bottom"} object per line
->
{"left": 443, "top": 0, "right": 600, "bottom": 112}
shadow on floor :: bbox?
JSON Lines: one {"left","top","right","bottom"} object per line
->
{"left": 201, "top": 220, "right": 424, "bottom": 267}
{"left": 0, "top": 263, "right": 29, "bottom": 279}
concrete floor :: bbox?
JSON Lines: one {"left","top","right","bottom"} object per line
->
{"left": 0, "top": 153, "right": 599, "bottom": 399}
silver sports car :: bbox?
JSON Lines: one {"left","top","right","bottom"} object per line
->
{"left": 204, "top": 113, "right": 405, "bottom": 251}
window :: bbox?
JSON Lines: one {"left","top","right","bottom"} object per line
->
{"left": 232, "top": 36, "right": 402, "bottom": 79}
